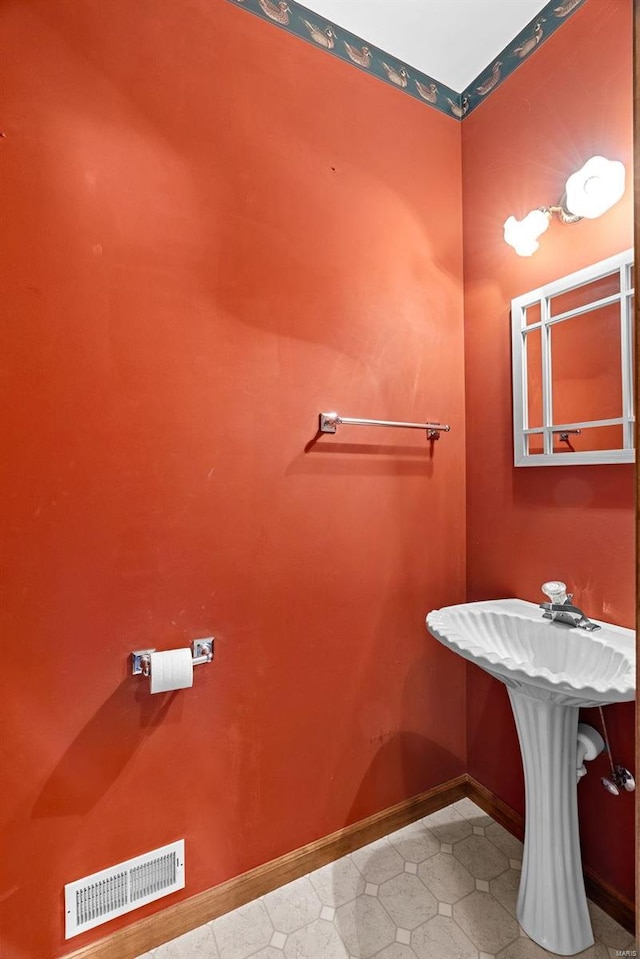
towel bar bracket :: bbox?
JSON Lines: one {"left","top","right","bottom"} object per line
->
{"left": 319, "top": 412, "right": 339, "bottom": 434}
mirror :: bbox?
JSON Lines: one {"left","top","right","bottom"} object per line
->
{"left": 511, "top": 249, "right": 634, "bottom": 466}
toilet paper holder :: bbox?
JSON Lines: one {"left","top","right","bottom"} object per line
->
{"left": 131, "top": 638, "right": 214, "bottom": 678}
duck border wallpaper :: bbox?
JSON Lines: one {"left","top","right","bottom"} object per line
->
{"left": 225, "top": 0, "right": 588, "bottom": 119}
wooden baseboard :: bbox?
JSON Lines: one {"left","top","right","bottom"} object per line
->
{"left": 63, "top": 772, "right": 635, "bottom": 958}
{"left": 465, "top": 775, "right": 636, "bottom": 936}
{"left": 464, "top": 775, "right": 525, "bottom": 842}
{"left": 63, "top": 774, "right": 467, "bottom": 959}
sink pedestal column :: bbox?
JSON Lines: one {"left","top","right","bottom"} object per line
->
{"left": 507, "top": 687, "right": 593, "bottom": 956}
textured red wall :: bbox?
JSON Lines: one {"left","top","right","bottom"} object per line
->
{"left": 462, "top": 0, "right": 635, "bottom": 901}
{"left": 0, "top": 1, "right": 466, "bottom": 956}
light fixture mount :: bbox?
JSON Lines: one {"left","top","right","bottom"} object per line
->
{"left": 503, "top": 156, "right": 625, "bottom": 256}
{"left": 545, "top": 204, "right": 582, "bottom": 225}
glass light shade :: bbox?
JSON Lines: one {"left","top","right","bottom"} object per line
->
{"left": 504, "top": 209, "right": 551, "bottom": 256}
{"left": 564, "top": 156, "right": 625, "bottom": 219}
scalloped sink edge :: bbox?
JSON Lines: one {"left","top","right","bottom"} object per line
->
{"left": 426, "top": 598, "right": 635, "bottom": 706}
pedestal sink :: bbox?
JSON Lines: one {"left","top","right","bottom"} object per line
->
{"left": 426, "top": 598, "right": 635, "bottom": 956}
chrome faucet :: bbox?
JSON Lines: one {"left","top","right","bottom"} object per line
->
{"left": 539, "top": 581, "right": 601, "bottom": 631}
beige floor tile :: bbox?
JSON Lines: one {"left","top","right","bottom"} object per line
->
{"left": 377, "top": 872, "right": 437, "bottom": 930}
{"left": 245, "top": 950, "right": 287, "bottom": 959}
{"left": 570, "top": 946, "right": 609, "bottom": 959}
{"left": 412, "top": 914, "right": 479, "bottom": 959}
{"left": 212, "top": 899, "right": 272, "bottom": 959}
{"left": 138, "top": 802, "right": 631, "bottom": 959}
{"left": 452, "top": 798, "right": 494, "bottom": 829}
{"left": 424, "top": 805, "right": 474, "bottom": 845}
{"left": 587, "top": 902, "right": 636, "bottom": 951}
{"left": 454, "top": 890, "right": 520, "bottom": 954}
{"left": 489, "top": 868, "right": 520, "bottom": 917}
{"left": 309, "top": 856, "right": 365, "bottom": 907}
{"left": 607, "top": 947, "right": 637, "bottom": 959}
{"left": 373, "top": 945, "right": 416, "bottom": 959}
{"left": 498, "top": 939, "right": 554, "bottom": 959}
{"left": 417, "top": 851, "right": 474, "bottom": 904}
{"left": 334, "top": 896, "right": 396, "bottom": 958}
{"left": 453, "top": 836, "right": 510, "bottom": 880}
{"left": 351, "top": 838, "right": 405, "bottom": 885}
{"left": 485, "top": 823, "right": 524, "bottom": 863}
{"left": 387, "top": 821, "right": 440, "bottom": 864}
{"left": 154, "top": 923, "right": 219, "bottom": 959}
{"left": 284, "top": 919, "right": 350, "bottom": 959}
{"left": 263, "top": 876, "right": 322, "bottom": 933}
{"left": 497, "top": 937, "right": 608, "bottom": 958}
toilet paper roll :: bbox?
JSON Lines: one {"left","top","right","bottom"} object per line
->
{"left": 150, "top": 648, "right": 193, "bottom": 694}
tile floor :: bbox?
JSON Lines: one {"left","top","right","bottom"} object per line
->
{"left": 136, "top": 799, "right": 636, "bottom": 959}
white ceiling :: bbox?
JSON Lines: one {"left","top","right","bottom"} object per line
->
{"left": 297, "top": 0, "right": 550, "bottom": 91}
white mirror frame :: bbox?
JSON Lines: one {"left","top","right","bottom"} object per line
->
{"left": 511, "top": 248, "right": 635, "bottom": 466}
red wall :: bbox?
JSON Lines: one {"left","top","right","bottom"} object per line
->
{"left": 0, "top": 2, "right": 466, "bottom": 956}
{"left": 462, "top": 0, "right": 635, "bottom": 901}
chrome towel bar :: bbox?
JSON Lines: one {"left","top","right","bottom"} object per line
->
{"left": 319, "top": 412, "right": 450, "bottom": 440}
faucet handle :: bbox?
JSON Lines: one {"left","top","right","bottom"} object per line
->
{"left": 541, "top": 581, "right": 568, "bottom": 605}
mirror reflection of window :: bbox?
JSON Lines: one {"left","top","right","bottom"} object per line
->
{"left": 551, "top": 299, "right": 622, "bottom": 433}
{"left": 511, "top": 249, "right": 634, "bottom": 466}
{"left": 525, "top": 326, "right": 542, "bottom": 429}
{"left": 553, "top": 424, "right": 625, "bottom": 455}
{"left": 549, "top": 272, "right": 620, "bottom": 316}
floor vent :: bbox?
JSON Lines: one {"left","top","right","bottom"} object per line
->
{"left": 64, "top": 840, "right": 185, "bottom": 939}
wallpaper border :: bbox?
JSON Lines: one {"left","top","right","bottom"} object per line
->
{"left": 224, "top": 0, "right": 589, "bottom": 121}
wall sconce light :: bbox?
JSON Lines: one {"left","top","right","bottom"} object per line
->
{"left": 503, "top": 156, "right": 626, "bottom": 257}
{"left": 503, "top": 209, "right": 551, "bottom": 257}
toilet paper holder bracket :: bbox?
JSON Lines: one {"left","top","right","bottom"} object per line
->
{"left": 131, "top": 638, "right": 215, "bottom": 677}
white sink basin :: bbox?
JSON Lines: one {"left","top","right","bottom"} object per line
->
{"left": 426, "top": 598, "right": 635, "bottom": 707}
{"left": 425, "top": 597, "right": 635, "bottom": 955}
